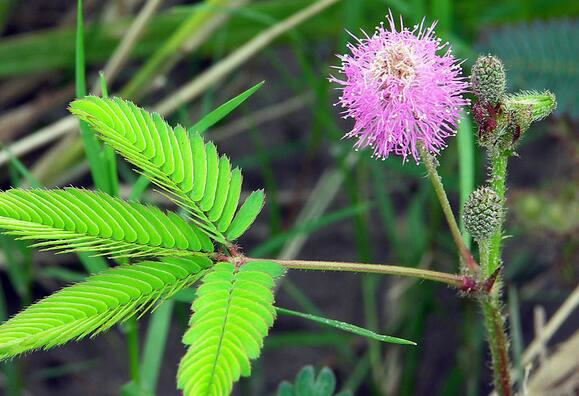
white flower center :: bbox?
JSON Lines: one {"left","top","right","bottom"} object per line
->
{"left": 370, "top": 43, "right": 416, "bottom": 86}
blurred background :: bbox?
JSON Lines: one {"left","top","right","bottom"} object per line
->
{"left": 0, "top": 0, "right": 577, "bottom": 395}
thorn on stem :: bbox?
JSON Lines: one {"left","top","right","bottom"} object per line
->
{"left": 483, "top": 266, "right": 502, "bottom": 294}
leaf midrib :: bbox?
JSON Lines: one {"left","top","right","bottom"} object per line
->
{"left": 203, "top": 269, "right": 237, "bottom": 396}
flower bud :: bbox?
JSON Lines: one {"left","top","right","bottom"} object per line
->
{"left": 471, "top": 55, "right": 506, "bottom": 105}
{"left": 463, "top": 187, "right": 503, "bottom": 241}
{"left": 504, "top": 90, "right": 557, "bottom": 146}
{"left": 506, "top": 90, "right": 556, "bottom": 123}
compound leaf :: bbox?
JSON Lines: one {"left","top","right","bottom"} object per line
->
{"left": 69, "top": 96, "right": 265, "bottom": 244}
{"left": 177, "top": 261, "right": 284, "bottom": 396}
{"left": 0, "top": 188, "right": 213, "bottom": 258}
{"left": 0, "top": 256, "right": 212, "bottom": 360}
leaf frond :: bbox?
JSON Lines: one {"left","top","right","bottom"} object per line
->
{"left": 69, "top": 96, "right": 265, "bottom": 244}
{"left": 177, "top": 261, "right": 284, "bottom": 396}
{"left": 0, "top": 256, "right": 212, "bottom": 360}
{"left": 0, "top": 188, "right": 213, "bottom": 258}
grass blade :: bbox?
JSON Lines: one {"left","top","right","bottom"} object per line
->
{"left": 276, "top": 307, "right": 417, "bottom": 346}
{"left": 155, "top": 0, "right": 341, "bottom": 115}
{"left": 120, "top": 0, "right": 240, "bottom": 99}
{"left": 0, "top": 143, "right": 41, "bottom": 188}
{"left": 457, "top": 114, "right": 475, "bottom": 249}
{"left": 138, "top": 301, "right": 174, "bottom": 394}
{"left": 189, "top": 81, "right": 264, "bottom": 134}
{"left": 75, "top": 0, "right": 110, "bottom": 193}
{"left": 250, "top": 203, "right": 371, "bottom": 258}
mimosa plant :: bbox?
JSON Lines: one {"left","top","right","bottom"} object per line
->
{"left": 0, "top": 12, "right": 555, "bottom": 396}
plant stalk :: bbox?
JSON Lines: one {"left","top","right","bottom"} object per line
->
{"left": 478, "top": 150, "right": 512, "bottom": 396}
{"left": 125, "top": 317, "right": 140, "bottom": 385}
{"left": 417, "top": 143, "right": 479, "bottom": 273}
{"left": 247, "top": 257, "right": 468, "bottom": 289}
{"left": 481, "top": 297, "right": 511, "bottom": 396}
{"left": 487, "top": 153, "right": 508, "bottom": 275}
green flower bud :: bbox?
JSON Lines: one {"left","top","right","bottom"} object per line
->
{"left": 504, "top": 90, "right": 557, "bottom": 146}
{"left": 463, "top": 187, "right": 503, "bottom": 241}
{"left": 471, "top": 55, "right": 506, "bottom": 105}
{"left": 505, "top": 90, "right": 557, "bottom": 123}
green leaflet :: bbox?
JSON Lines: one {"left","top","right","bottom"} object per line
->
{"left": 0, "top": 188, "right": 213, "bottom": 258}
{"left": 225, "top": 190, "right": 265, "bottom": 240}
{"left": 69, "top": 96, "right": 265, "bottom": 244}
{"left": 0, "top": 256, "right": 212, "bottom": 360}
{"left": 177, "top": 261, "right": 284, "bottom": 396}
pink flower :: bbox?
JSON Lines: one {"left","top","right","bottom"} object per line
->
{"left": 330, "top": 13, "right": 469, "bottom": 162}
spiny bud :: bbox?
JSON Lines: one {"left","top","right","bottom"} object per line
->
{"left": 463, "top": 187, "right": 503, "bottom": 241}
{"left": 471, "top": 55, "right": 506, "bottom": 105}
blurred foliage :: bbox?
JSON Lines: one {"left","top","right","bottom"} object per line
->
{"left": 511, "top": 183, "right": 579, "bottom": 235}
{"left": 276, "top": 366, "right": 352, "bottom": 396}
{"left": 477, "top": 19, "right": 579, "bottom": 118}
{"left": 1, "top": 0, "right": 578, "bottom": 78}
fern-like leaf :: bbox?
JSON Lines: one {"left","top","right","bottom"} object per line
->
{"left": 478, "top": 20, "right": 578, "bottom": 118}
{"left": 69, "top": 96, "right": 265, "bottom": 244}
{"left": 0, "top": 256, "right": 212, "bottom": 360}
{"left": 0, "top": 188, "right": 213, "bottom": 258}
{"left": 177, "top": 261, "right": 284, "bottom": 396}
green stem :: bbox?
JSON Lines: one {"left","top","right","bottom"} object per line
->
{"left": 417, "top": 143, "right": 478, "bottom": 272}
{"left": 478, "top": 151, "right": 512, "bottom": 396}
{"left": 479, "top": 241, "right": 490, "bottom": 274}
{"left": 76, "top": 0, "right": 110, "bottom": 193}
{"left": 246, "top": 257, "right": 468, "bottom": 289}
{"left": 125, "top": 317, "right": 140, "bottom": 385}
{"left": 487, "top": 153, "right": 508, "bottom": 275}
{"left": 480, "top": 297, "right": 511, "bottom": 396}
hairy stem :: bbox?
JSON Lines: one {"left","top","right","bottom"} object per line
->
{"left": 487, "top": 153, "right": 508, "bottom": 275}
{"left": 478, "top": 150, "right": 512, "bottom": 396}
{"left": 417, "top": 143, "right": 479, "bottom": 273}
{"left": 481, "top": 297, "right": 511, "bottom": 396}
{"left": 246, "top": 257, "right": 468, "bottom": 289}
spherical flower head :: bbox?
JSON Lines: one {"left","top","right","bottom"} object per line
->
{"left": 330, "top": 13, "right": 470, "bottom": 163}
